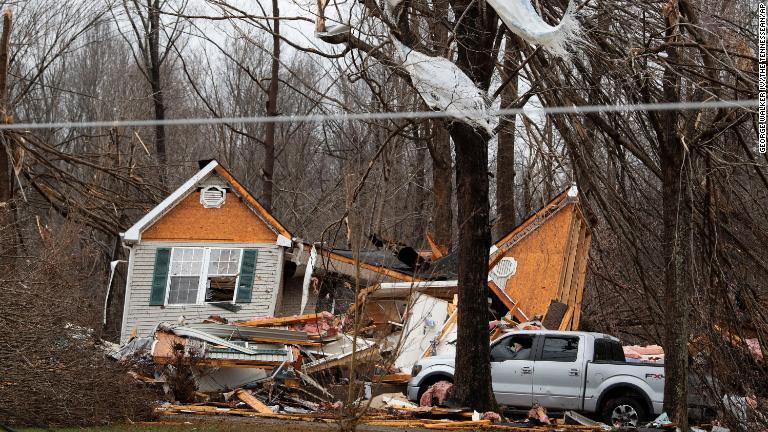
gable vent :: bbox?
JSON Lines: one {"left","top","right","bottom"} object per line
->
{"left": 200, "top": 186, "right": 226, "bottom": 208}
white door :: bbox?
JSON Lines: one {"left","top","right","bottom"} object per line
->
{"left": 490, "top": 334, "right": 536, "bottom": 407}
{"left": 532, "top": 335, "right": 584, "bottom": 410}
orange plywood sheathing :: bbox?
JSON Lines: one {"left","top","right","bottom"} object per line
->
{"left": 152, "top": 331, "right": 188, "bottom": 360}
{"left": 490, "top": 189, "right": 571, "bottom": 269}
{"left": 142, "top": 191, "right": 278, "bottom": 242}
{"left": 213, "top": 166, "right": 292, "bottom": 239}
{"left": 497, "top": 203, "right": 577, "bottom": 320}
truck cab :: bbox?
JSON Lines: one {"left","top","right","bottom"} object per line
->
{"left": 407, "top": 330, "right": 665, "bottom": 426}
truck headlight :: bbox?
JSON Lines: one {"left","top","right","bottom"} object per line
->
{"left": 411, "top": 364, "right": 422, "bottom": 376}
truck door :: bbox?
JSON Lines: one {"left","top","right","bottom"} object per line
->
{"left": 532, "top": 335, "right": 584, "bottom": 410}
{"left": 490, "top": 333, "right": 535, "bottom": 408}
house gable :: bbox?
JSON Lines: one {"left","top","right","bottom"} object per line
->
{"left": 142, "top": 185, "right": 278, "bottom": 243}
{"left": 122, "top": 160, "right": 292, "bottom": 244}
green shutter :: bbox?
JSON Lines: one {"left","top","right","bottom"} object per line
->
{"left": 149, "top": 248, "right": 172, "bottom": 306}
{"left": 236, "top": 249, "right": 258, "bottom": 303}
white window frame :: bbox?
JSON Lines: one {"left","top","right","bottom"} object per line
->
{"left": 164, "top": 247, "right": 243, "bottom": 306}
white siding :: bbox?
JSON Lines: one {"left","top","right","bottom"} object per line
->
{"left": 120, "top": 241, "right": 283, "bottom": 343}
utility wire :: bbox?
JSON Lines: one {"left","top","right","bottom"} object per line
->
{"left": 0, "top": 99, "right": 757, "bottom": 130}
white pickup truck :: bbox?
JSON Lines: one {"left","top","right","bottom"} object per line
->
{"left": 407, "top": 330, "right": 665, "bottom": 426}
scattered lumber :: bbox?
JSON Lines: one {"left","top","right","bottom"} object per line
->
{"left": 423, "top": 420, "right": 491, "bottom": 429}
{"left": 235, "top": 389, "right": 273, "bottom": 413}
{"left": 237, "top": 313, "right": 328, "bottom": 327}
{"left": 372, "top": 372, "right": 411, "bottom": 383}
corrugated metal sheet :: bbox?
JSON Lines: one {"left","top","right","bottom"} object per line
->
{"left": 186, "top": 323, "right": 310, "bottom": 343}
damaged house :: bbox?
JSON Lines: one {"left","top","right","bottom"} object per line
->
{"left": 118, "top": 160, "right": 297, "bottom": 343}
{"left": 115, "top": 160, "right": 595, "bottom": 392}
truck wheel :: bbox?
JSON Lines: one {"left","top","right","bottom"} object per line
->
{"left": 601, "top": 396, "right": 647, "bottom": 427}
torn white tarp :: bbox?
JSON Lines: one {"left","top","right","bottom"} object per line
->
{"left": 300, "top": 245, "right": 317, "bottom": 315}
{"left": 488, "top": 0, "right": 579, "bottom": 58}
{"left": 393, "top": 38, "right": 493, "bottom": 136}
{"left": 316, "top": 23, "right": 351, "bottom": 40}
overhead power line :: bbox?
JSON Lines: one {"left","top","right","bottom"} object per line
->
{"left": 0, "top": 99, "right": 757, "bottom": 130}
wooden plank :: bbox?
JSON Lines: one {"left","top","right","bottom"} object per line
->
{"left": 558, "top": 305, "right": 575, "bottom": 331}
{"left": 236, "top": 313, "right": 327, "bottom": 327}
{"left": 556, "top": 211, "right": 581, "bottom": 301}
{"left": 426, "top": 232, "right": 448, "bottom": 259}
{"left": 153, "top": 357, "right": 282, "bottom": 369}
{"left": 372, "top": 372, "right": 412, "bottom": 382}
{"left": 423, "top": 420, "right": 491, "bottom": 429}
{"left": 304, "top": 346, "right": 381, "bottom": 374}
{"left": 571, "top": 229, "right": 592, "bottom": 329}
{"left": 235, "top": 389, "right": 273, "bottom": 413}
{"left": 316, "top": 246, "right": 415, "bottom": 282}
{"left": 489, "top": 280, "right": 527, "bottom": 322}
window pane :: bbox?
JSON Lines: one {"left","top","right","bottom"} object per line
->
{"left": 171, "top": 248, "right": 204, "bottom": 276}
{"left": 208, "top": 249, "right": 241, "bottom": 275}
{"left": 611, "top": 342, "right": 626, "bottom": 362}
{"left": 168, "top": 276, "right": 200, "bottom": 304}
{"left": 209, "top": 248, "right": 221, "bottom": 262}
{"left": 541, "top": 336, "right": 579, "bottom": 362}
{"left": 491, "top": 335, "right": 534, "bottom": 362}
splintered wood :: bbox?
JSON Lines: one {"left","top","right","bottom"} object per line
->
{"left": 157, "top": 404, "right": 609, "bottom": 431}
{"left": 237, "top": 313, "right": 327, "bottom": 327}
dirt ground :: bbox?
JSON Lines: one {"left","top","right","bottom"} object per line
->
{"left": 23, "top": 414, "right": 429, "bottom": 432}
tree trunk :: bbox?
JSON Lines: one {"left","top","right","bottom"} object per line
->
{"left": 429, "top": 121, "right": 453, "bottom": 247}
{"left": 660, "top": 7, "right": 690, "bottom": 430}
{"left": 495, "top": 34, "right": 519, "bottom": 237}
{"left": 262, "top": 0, "right": 280, "bottom": 211}
{"left": 148, "top": 0, "right": 167, "bottom": 188}
{"left": 449, "top": 121, "right": 495, "bottom": 412}
{"left": 0, "top": 9, "right": 12, "bottom": 203}
{"left": 426, "top": 0, "right": 453, "bottom": 249}
{"left": 446, "top": 0, "right": 497, "bottom": 411}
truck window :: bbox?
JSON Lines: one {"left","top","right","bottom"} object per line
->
{"left": 540, "top": 336, "right": 579, "bottom": 362}
{"left": 594, "top": 339, "right": 626, "bottom": 362}
{"left": 490, "top": 334, "right": 535, "bottom": 362}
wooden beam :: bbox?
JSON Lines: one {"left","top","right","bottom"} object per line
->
{"left": 235, "top": 389, "right": 273, "bottom": 413}
{"left": 236, "top": 313, "right": 328, "bottom": 327}
{"left": 426, "top": 231, "right": 448, "bottom": 258}
{"left": 314, "top": 245, "right": 415, "bottom": 281}
{"left": 488, "top": 280, "right": 527, "bottom": 322}
{"left": 558, "top": 305, "right": 574, "bottom": 331}
{"left": 571, "top": 229, "right": 592, "bottom": 329}
{"left": 556, "top": 207, "right": 580, "bottom": 301}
